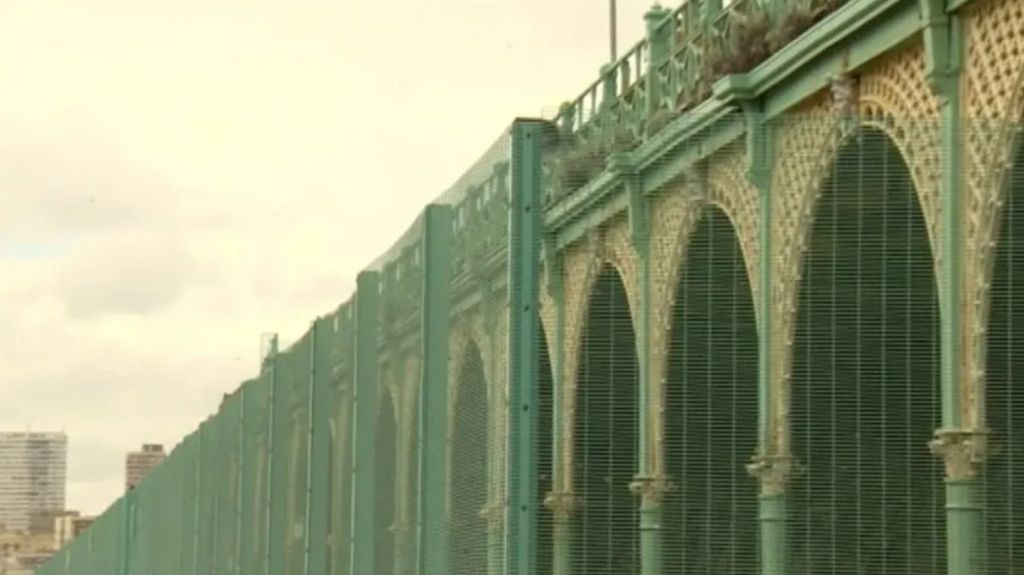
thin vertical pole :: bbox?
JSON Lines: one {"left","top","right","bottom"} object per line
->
{"left": 351, "top": 272, "right": 381, "bottom": 575}
{"left": 506, "top": 120, "right": 546, "bottom": 575}
{"left": 610, "top": 0, "right": 618, "bottom": 62}
{"left": 236, "top": 386, "right": 247, "bottom": 575}
{"left": 418, "top": 206, "right": 453, "bottom": 575}
{"left": 262, "top": 336, "right": 280, "bottom": 575}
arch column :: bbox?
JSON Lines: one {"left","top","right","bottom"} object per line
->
{"left": 542, "top": 490, "right": 577, "bottom": 575}
{"left": 727, "top": 94, "right": 788, "bottom": 575}
{"left": 925, "top": 7, "right": 987, "bottom": 574}
{"left": 540, "top": 242, "right": 569, "bottom": 575}
{"left": 614, "top": 149, "right": 663, "bottom": 575}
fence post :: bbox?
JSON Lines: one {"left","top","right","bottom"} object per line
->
{"left": 351, "top": 271, "right": 381, "bottom": 575}
{"left": 306, "top": 318, "right": 332, "bottom": 574}
{"left": 262, "top": 335, "right": 280, "bottom": 575}
{"left": 506, "top": 120, "right": 547, "bottom": 575}
{"left": 417, "top": 205, "right": 453, "bottom": 575}
{"left": 644, "top": 4, "right": 672, "bottom": 119}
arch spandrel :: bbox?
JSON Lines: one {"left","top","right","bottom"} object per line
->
{"left": 559, "top": 214, "right": 642, "bottom": 488}
{"left": 962, "top": 0, "right": 1024, "bottom": 430}
{"left": 646, "top": 143, "right": 761, "bottom": 475}
{"left": 769, "top": 43, "right": 943, "bottom": 454}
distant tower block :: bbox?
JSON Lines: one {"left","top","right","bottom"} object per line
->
{"left": 125, "top": 444, "right": 166, "bottom": 492}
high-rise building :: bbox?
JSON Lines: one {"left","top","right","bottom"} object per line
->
{"left": 125, "top": 444, "right": 165, "bottom": 491}
{"left": 0, "top": 432, "right": 67, "bottom": 533}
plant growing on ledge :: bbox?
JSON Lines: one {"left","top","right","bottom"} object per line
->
{"left": 552, "top": 126, "right": 640, "bottom": 195}
{"left": 702, "top": 0, "right": 848, "bottom": 86}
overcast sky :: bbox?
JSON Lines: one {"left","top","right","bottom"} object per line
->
{"left": 0, "top": 0, "right": 651, "bottom": 517}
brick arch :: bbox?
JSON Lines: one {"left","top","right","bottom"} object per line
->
{"left": 558, "top": 217, "right": 642, "bottom": 485}
{"left": 444, "top": 311, "right": 491, "bottom": 516}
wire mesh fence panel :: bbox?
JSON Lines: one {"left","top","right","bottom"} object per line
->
{"left": 984, "top": 122, "right": 1024, "bottom": 575}
{"left": 437, "top": 129, "right": 512, "bottom": 575}
{"left": 375, "top": 374, "right": 399, "bottom": 575}
{"left": 215, "top": 392, "right": 243, "bottom": 575}
{"left": 283, "top": 333, "right": 313, "bottom": 575}
{"left": 178, "top": 430, "right": 200, "bottom": 573}
{"left": 533, "top": 323, "right": 555, "bottom": 575}
{"left": 572, "top": 264, "right": 641, "bottom": 575}
{"left": 241, "top": 374, "right": 271, "bottom": 575}
{"left": 658, "top": 143, "right": 761, "bottom": 574}
{"left": 327, "top": 304, "right": 355, "bottom": 575}
{"left": 787, "top": 123, "right": 945, "bottom": 575}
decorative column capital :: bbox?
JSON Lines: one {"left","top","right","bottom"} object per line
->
{"left": 628, "top": 474, "right": 675, "bottom": 503}
{"left": 930, "top": 428, "right": 989, "bottom": 480}
{"left": 543, "top": 490, "right": 579, "bottom": 520}
{"left": 747, "top": 453, "right": 801, "bottom": 496}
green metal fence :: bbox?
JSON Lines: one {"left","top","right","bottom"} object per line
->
{"left": 29, "top": 1, "right": 1024, "bottom": 574}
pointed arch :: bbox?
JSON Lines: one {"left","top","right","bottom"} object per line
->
{"left": 449, "top": 339, "right": 489, "bottom": 575}
{"left": 571, "top": 264, "right": 640, "bottom": 575}
{"left": 788, "top": 127, "right": 945, "bottom": 574}
{"left": 661, "top": 203, "right": 760, "bottom": 574}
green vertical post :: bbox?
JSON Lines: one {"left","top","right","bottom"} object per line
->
{"left": 263, "top": 336, "right": 280, "bottom": 575}
{"left": 351, "top": 271, "right": 381, "bottom": 575}
{"left": 506, "top": 120, "right": 545, "bottom": 575}
{"left": 306, "top": 318, "right": 332, "bottom": 575}
{"left": 922, "top": 9, "right": 984, "bottom": 574}
{"left": 644, "top": 4, "right": 671, "bottom": 119}
{"left": 119, "top": 489, "right": 135, "bottom": 575}
{"left": 236, "top": 385, "right": 248, "bottom": 575}
{"left": 240, "top": 379, "right": 263, "bottom": 575}
{"left": 417, "top": 205, "right": 453, "bottom": 575}
{"left": 199, "top": 420, "right": 213, "bottom": 575}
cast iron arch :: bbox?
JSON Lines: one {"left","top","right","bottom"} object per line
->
{"left": 788, "top": 127, "right": 945, "bottom": 574}
{"left": 662, "top": 203, "right": 760, "bottom": 574}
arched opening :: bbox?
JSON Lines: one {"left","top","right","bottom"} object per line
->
{"left": 537, "top": 324, "right": 555, "bottom": 575}
{"left": 450, "top": 341, "right": 489, "bottom": 575}
{"left": 328, "top": 388, "right": 352, "bottom": 575}
{"left": 375, "top": 390, "right": 398, "bottom": 575}
{"left": 572, "top": 266, "right": 640, "bottom": 575}
{"left": 404, "top": 393, "right": 419, "bottom": 575}
{"left": 662, "top": 205, "right": 760, "bottom": 574}
{"left": 985, "top": 131, "right": 1024, "bottom": 573}
{"left": 789, "top": 128, "right": 944, "bottom": 574}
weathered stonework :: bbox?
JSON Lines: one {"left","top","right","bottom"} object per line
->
{"left": 768, "top": 42, "right": 942, "bottom": 461}
{"left": 558, "top": 213, "right": 642, "bottom": 490}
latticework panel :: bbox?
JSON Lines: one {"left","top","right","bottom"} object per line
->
{"left": 788, "top": 128, "right": 945, "bottom": 575}
{"left": 572, "top": 265, "right": 640, "bottom": 575}
{"left": 984, "top": 131, "right": 1024, "bottom": 574}
{"left": 662, "top": 204, "right": 760, "bottom": 575}
{"left": 449, "top": 339, "right": 491, "bottom": 575}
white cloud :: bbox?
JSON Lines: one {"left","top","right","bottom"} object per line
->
{"left": 0, "top": 0, "right": 654, "bottom": 515}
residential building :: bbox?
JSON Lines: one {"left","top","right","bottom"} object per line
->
{"left": 125, "top": 444, "right": 165, "bottom": 491}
